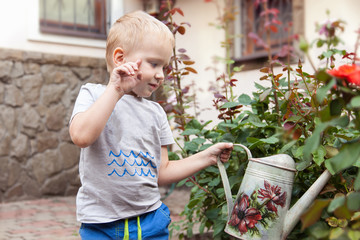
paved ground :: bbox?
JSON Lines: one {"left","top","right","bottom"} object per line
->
{"left": 0, "top": 188, "right": 192, "bottom": 240}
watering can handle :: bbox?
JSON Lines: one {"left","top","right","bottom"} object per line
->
{"left": 217, "top": 144, "right": 252, "bottom": 216}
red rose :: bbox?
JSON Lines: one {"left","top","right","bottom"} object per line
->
{"left": 327, "top": 64, "right": 360, "bottom": 86}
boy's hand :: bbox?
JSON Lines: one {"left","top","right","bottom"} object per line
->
{"left": 109, "top": 59, "right": 142, "bottom": 94}
{"left": 207, "top": 143, "right": 233, "bottom": 165}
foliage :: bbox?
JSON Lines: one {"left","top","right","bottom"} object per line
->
{"left": 159, "top": 0, "right": 360, "bottom": 239}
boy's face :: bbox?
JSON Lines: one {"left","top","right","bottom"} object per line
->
{"left": 122, "top": 35, "right": 173, "bottom": 98}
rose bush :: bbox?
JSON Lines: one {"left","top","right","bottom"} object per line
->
{"left": 158, "top": 0, "right": 360, "bottom": 239}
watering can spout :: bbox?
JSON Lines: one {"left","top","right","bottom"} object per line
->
{"left": 282, "top": 169, "right": 332, "bottom": 239}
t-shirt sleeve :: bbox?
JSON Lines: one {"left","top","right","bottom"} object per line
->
{"left": 159, "top": 108, "right": 175, "bottom": 146}
{"left": 69, "top": 84, "right": 98, "bottom": 124}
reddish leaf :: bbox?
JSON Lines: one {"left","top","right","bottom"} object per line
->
{"left": 248, "top": 32, "right": 269, "bottom": 50}
{"left": 260, "top": 75, "right": 268, "bottom": 80}
{"left": 230, "top": 79, "right": 238, "bottom": 87}
{"left": 182, "top": 60, "right": 195, "bottom": 65}
{"left": 260, "top": 67, "right": 269, "bottom": 73}
{"left": 270, "top": 25, "right": 278, "bottom": 33}
{"left": 185, "top": 67, "right": 198, "bottom": 74}
{"left": 174, "top": 8, "right": 184, "bottom": 16}
{"left": 274, "top": 73, "right": 283, "bottom": 81}
{"left": 272, "top": 19, "right": 282, "bottom": 25}
{"left": 177, "top": 26, "right": 186, "bottom": 35}
{"left": 300, "top": 199, "right": 330, "bottom": 231}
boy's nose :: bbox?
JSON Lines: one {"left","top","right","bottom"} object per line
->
{"left": 155, "top": 71, "right": 164, "bottom": 82}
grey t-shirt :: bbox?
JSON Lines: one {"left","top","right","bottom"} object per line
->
{"left": 70, "top": 83, "right": 175, "bottom": 223}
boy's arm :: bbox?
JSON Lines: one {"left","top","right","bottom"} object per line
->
{"left": 158, "top": 143, "right": 233, "bottom": 186}
{"left": 69, "top": 59, "right": 142, "bottom": 148}
{"left": 69, "top": 86, "right": 123, "bottom": 148}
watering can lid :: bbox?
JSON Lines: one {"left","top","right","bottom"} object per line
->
{"left": 249, "top": 154, "right": 296, "bottom": 172}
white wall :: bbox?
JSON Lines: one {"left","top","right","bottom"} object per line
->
{"left": 303, "top": 0, "right": 360, "bottom": 71}
{"left": 172, "top": 0, "right": 225, "bottom": 125}
{"left": 0, "top": 0, "right": 143, "bottom": 58}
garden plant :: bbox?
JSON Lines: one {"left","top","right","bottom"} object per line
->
{"left": 158, "top": 0, "right": 360, "bottom": 239}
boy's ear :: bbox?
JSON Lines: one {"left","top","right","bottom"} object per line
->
{"left": 113, "top": 47, "right": 125, "bottom": 67}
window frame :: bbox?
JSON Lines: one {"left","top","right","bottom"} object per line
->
{"left": 39, "top": 0, "right": 108, "bottom": 40}
{"left": 27, "top": 0, "right": 124, "bottom": 49}
{"left": 232, "top": 0, "right": 304, "bottom": 70}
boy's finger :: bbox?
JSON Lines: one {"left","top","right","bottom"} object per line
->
{"left": 136, "top": 59, "right": 142, "bottom": 68}
{"left": 122, "top": 64, "right": 135, "bottom": 75}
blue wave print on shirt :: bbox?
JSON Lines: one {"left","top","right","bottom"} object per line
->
{"left": 108, "top": 168, "right": 155, "bottom": 178}
{"left": 107, "top": 149, "right": 157, "bottom": 178}
{"left": 108, "top": 158, "right": 157, "bottom": 169}
{"left": 109, "top": 150, "right": 154, "bottom": 159}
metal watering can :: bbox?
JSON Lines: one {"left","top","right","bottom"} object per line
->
{"left": 217, "top": 144, "right": 331, "bottom": 240}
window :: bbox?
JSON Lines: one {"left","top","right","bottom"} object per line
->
{"left": 39, "top": 0, "right": 108, "bottom": 39}
{"left": 233, "top": 0, "right": 304, "bottom": 70}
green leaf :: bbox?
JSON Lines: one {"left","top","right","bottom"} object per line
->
{"left": 259, "top": 88, "right": 272, "bottom": 102}
{"left": 200, "top": 143, "right": 213, "bottom": 151}
{"left": 316, "top": 69, "right": 332, "bottom": 82}
{"left": 188, "top": 198, "right": 202, "bottom": 208}
{"left": 259, "top": 136, "right": 279, "bottom": 144}
{"left": 330, "top": 99, "right": 343, "bottom": 116}
{"left": 350, "top": 96, "right": 360, "bottom": 108}
{"left": 247, "top": 137, "right": 260, "bottom": 143}
{"left": 316, "top": 39, "right": 325, "bottom": 48}
{"left": 247, "top": 114, "right": 267, "bottom": 127}
{"left": 304, "top": 116, "right": 350, "bottom": 165}
{"left": 347, "top": 192, "right": 360, "bottom": 211}
{"left": 254, "top": 82, "right": 267, "bottom": 90}
{"left": 186, "top": 119, "right": 202, "bottom": 130}
{"left": 192, "top": 137, "right": 206, "bottom": 145}
{"left": 220, "top": 101, "right": 241, "bottom": 109}
{"left": 316, "top": 78, "right": 335, "bottom": 103}
{"left": 348, "top": 230, "right": 360, "bottom": 240}
{"left": 328, "top": 195, "right": 345, "bottom": 212}
{"left": 168, "top": 151, "right": 180, "bottom": 160}
{"left": 280, "top": 140, "right": 297, "bottom": 153}
{"left": 181, "top": 129, "right": 201, "bottom": 136}
{"left": 313, "top": 145, "right": 327, "bottom": 166}
{"left": 307, "top": 221, "right": 330, "bottom": 239}
{"left": 219, "top": 122, "right": 238, "bottom": 129}
{"left": 213, "top": 221, "right": 226, "bottom": 237}
{"left": 184, "top": 141, "right": 199, "bottom": 152}
{"left": 220, "top": 133, "right": 235, "bottom": 142}
{"left": 322, "top": 50, "right": 334, "bottom": 58}
{"left": 238, "top": 94, "right": 253, "bottom": 105}
{"left": 325, "top": 142, "right": 360, "bottom": 173}
{"left": 205, "top": 208, "right": 220, "bottom": 220}
{"left": 205, "top": 131, "right": 220, "bottom": 140}
{"left": 208, "top": 177, "right": 221, "bottom": 187}
{"left": 329, "top": 227, "right": 346, "bottom": 239}
{"left": 355, "top": 170, "right": 360, "bottom": 191}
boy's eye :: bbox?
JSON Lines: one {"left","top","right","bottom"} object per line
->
{"left": 150, "top": 62, "right": 158, "bottom": 68}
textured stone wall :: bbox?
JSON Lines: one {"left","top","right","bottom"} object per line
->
{"left": 0, "top": 48, "right": 108, "bottom": 202}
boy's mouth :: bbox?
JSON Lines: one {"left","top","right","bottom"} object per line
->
{"left": 149, "top": 83, "right": 158, "bottom": 89}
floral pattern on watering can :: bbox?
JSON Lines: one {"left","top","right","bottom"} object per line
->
{"left": 227, "top": 180, "right": 287, "bottom": 237}
{"left": 218, "top": 144, "right": 297, "bottom": 240}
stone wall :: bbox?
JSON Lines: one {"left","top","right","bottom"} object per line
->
{"left": 0, "top": 48, "right": 108, "bottom": 202}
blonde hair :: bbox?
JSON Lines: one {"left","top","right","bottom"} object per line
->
{"left": 106, "top": 10, "right": 175, "bottom": 72}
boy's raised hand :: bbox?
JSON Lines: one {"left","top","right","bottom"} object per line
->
{"left": 109, "top": 59, "right": 142, "bottom": 94}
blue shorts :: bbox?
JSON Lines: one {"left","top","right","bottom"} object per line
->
{"left": 79, "top": 203, "right": 171, "bottom": 240}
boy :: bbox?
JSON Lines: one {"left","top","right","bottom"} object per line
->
{"left": 69, "top": 10, "right": 233, "bottom": 240}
